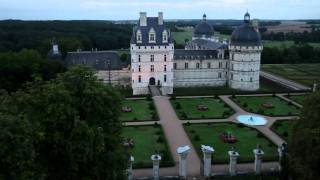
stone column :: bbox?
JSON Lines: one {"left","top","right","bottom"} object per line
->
{"left": 177, "top": 145, "right": 191, "bottom": 179}
{"left": 313, "top": 83, "right": 317, "bottom": 92}
{"left": 228, "top": 150, "right": 239, "bottom": 176}
{"left": 151, "top": 154, "right": 161, "bottom": 180}
{"left": 201, "top": 145, "right": 214, "bottom": 178}
{"left": 127, "top": 156, "right": 134, "bottom": 180}
{"left": 278, "top": 146, "right": 283, "bottom": 171}
{"left": 253, "top": 147, "right": 264, "bottom": 174}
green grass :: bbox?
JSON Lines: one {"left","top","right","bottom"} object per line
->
{"left": 232, "top": 96, "right": 300, "bottom": 116}
{"left": 184, "top": 123, "right": 278, "bottom": 163}
{"left": 271, "top": 120, "right": 293, "bottom": 143}
{"left": 286, "top": 95, "right": 305, "bottom": 105}
{"left": 122, "top": 125, "right": 174, "bottom": 168}
{"left": 262, "top": 64, "right": 320, "bottom": 87}
{"left": 120, "top": 99, "right": 157, "bottom": 121}
{"left": 171, "top": 97, "right": 234, "bottom": 119}
{"left": 172, "top": 31, "right": 193, "bottom": 45}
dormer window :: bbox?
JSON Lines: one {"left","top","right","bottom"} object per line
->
{"left": 149, "top": 28, "right": 156, "bottom": 43}
{"left": 162, "top": 30, "right": 168, "bottom": 43}
{"left": 137, "top": 30, "right": 142, "bottom": 43}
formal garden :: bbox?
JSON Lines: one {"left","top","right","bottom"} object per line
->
{"left": 122, "top": 125, "right": 174, "bottom": 168}
{"left": 231, "top": 95, "right": 301, "bottom": 116}
{"left": 120, "top": 98, "right": 158, "bottom": 121}
{"left": 184, "top": 122, "right": 278, "bottom": 163}
{"left": 285, "top": 94, "right": 305, "bottom": 105}
{"left": 271, "top": 120, "right": 293, "bottom": 143}
{"left": 170, "top": 97, "right": 234, "bottom": 120}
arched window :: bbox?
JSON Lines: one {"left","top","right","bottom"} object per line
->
{"left": 162, "top": 30, "right": 168, "bottom": 43}
{"left": 164, "top": 54, "right": 167, "bottom": 62}
{"left": 137, "top": 30, "right": 142, "bottom": 42}
{"left": 138, "top": 55, "right": 141, "bottom": 62}
{"left": 164, "top": 75, "right": 167, "bottom": 82}
{"left": 138, "top": 75, "right": 141, "bottom": 83}
{"left": 149, "top": 28, "right": 156, "bottom": 43}
{"left": 164, "top": 65, "right": 167, "bottom": 72}
{"left": 138, "top": 65, "right": 141, "bottom": 72}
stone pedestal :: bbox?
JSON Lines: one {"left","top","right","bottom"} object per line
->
{"left": 313, "top": 83, "right": 317, "bottom": 92}
{"left": 228, "top": 150, "right": 239, "bottom": 176}
{"left": 253, "top": 148, "right": 264, "bottom": 174}
{"left": 127, "top": 156, "right": 134, "bottom": 180}
{"left": 278, "top": 146, "right": 283, "bottom": 171}
{"left": 151, "top": 154, "right": 161, "bottom": 180}
{"left": 201, "top": 145, "right": 214, "bottom": 178}
{"left": 177, "top": 145, "right": 191, "bottom": 179}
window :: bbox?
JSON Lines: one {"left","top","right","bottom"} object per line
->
{"left": 218, "top": 72, "right": 222, "bottom": 78}
{"left": 136, "top": 30, "right": 142, "bottom": 42}
{"left": 174, "top": 63, "right": 177, "bottom": 70}
{"left": 232, "top": 54, "right": 234, "bottom": 60}
{"left": 149, "top": 28, "right": 156, "bottom": 42}
{"left": 250, "top": 77, "right": 253, "bottom": 82}
{"left": 231, "top": 73, "right": 233, "bottom": 80}
{"left": 232, "top": 64, "right": 234, "bottom": 70}
{"left": 162, "top": 30, "right": 168, "bottom": 42}
{"left": 196, "top": 63, "right": 200, "bottom": 69}
{"left": 138, "top": 65, "right": 141, "bottom": 72}
{"left": 164, "top": 75, "right": 167, "bottom": 82}
{"left": 219, "top": 62, "right": 222, "bottom": 68}
{"left": 164, "top": 65, "right": 167, "bottom": 72}
{"left": 151, "top": 65, "right": 154, "bottom": 72}
{"left": 185, "top": 62, "right": 188, "bottom": 69}
{"left": 138, "top": 55, "right": 141, "bottom": 62}
{"left": 150, "top": 55, "right": 154, "bottom": 62}
{"left": 138, "top": 75, "right": 141, "bottom": 83}
{"left": 150, "top": 34, "right": 155, "bottom": 41}
{"left": 164, "top": 54, "right": 167, "bottom": 62}
{"left": 207, "top": 62, "right": 211, "bottom": 69}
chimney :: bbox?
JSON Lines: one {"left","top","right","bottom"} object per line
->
{"left": 158, "top": 12, "right": 163, "bottom": 25}
{"left": 139, "top": 12, "right": 147, "bottom": 26}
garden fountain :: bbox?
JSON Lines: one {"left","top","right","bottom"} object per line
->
{"left": 236, "top": 115, "right": 267, "bottom": 126}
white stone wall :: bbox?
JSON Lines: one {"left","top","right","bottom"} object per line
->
{"left": 173, "top": 59, "right": 228, "bottom": 87}
{"left": 228, "top": 45, "right": 263, "bottom": 91}
{"left": 131, "top": 44, "right": 174, "bottom": 95}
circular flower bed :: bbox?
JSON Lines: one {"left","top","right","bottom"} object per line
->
{"left": 261, "top": 102, "right": 274, "bottom": 108}
{"left": 197, "top": 104, "right": 209, "bottom": 111}
{"left": 121, "top": 106, "right": 132, "bottom": 112}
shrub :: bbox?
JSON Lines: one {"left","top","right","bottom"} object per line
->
{"left": 149, "top": 103, "right": 155, "bottom": 110}
{"left": 181, "top": 112, "right": 188, "bottom": 119}
{"left": 190, "top": 130, "right": 195, "bottom": 134}
{"left": 201, "top": 115, "right": 205, "bottom": 119}
{"left": 272, "top": 93, "right": 276, "bottom": 97}
{"left": 257, "top": 132, "right": 264, "bottom": 138}
{"left": 232, "top": 94, "right": 236, "bottom": 98}
{"left": 287, "top": 93, "right": 291, "bottom": 97}
{"left": 257, "top": 109, "right": 264, "bottom": 114}
{"left": 224, "top": 104, "right": 229, "bottom": 108}
{"left": 237, "top": 123, "right": 245, "bottom": 128}
{"left": 223, "top": 110, "right": 230, "bottom": 117}
{"left": 194, "top": 135, "right": 200, "bottom": 141}
{"left": 243, "top": 102, "right": 248, "bottom": 108}
{"left": 175, "top": 102, "right": 181, "bottom": 109}
{"left": 283, "top": 131, "right": 289, "bottom": 137}
{"left": 147, "top": 95, "right": 152, "bottom": 101}
{"left": 214, "top": 95, "right": 218, "bottom": 99}
{"left": 154, "top": 122, "right": 158, "bottom": 127}
{"left": 287, "top": 101, "right": 293, "bottom": 106}
{"left": 155, "top": 131, "right": 162, "bottom": 135}
{"left": 157, "top": 136, "right": 164, "bottom": 143}
{"left": 249, "top": 108, "right": 253, "bottom": 112}
{"left": 288, "top": 112, "right": 292, "bottom": 116}
{"left": 151, "top": 112, "right": 157, "bottom": 120}
{"left": 185, "top": 121, "right": 191, "bottom": 126}
{"left": 134, "top": 117, "right": 138, "bottom": 121}
{"left": 170, "top": 95, "right": 176, "bottom": 100}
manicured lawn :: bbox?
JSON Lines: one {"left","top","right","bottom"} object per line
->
{"left": 286, "top": 95, "right": 305, "bottom": 105}
{"left": 120, "top": 99, "right": 157, "bottom": 121}
{"left": 232, "top": 96, "right": 300, "bottom": 116}
{"left": 122, "top": 125, "right": 173, "bottom": 168}
{"left": 171, "top": 97, "right": 234, "bottom": 119}
{"left": 172, "top": 31, "right": 193, "bottom": 45}
{"left": 184, "top": 123, "right": 278, "bottom": 163}
{"left": 271, "top": 120, "right": 293, "bottom": 143}
{"left": 262, "top": 64, "right": 320, "bottom": 87}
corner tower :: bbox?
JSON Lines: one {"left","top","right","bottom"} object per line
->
{"left": 130, "top": 12, "right": 174, "bottom": 95}
{"left": 228, "top": 12, "right": 263, "bottom": 91}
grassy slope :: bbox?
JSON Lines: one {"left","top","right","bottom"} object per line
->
{"left": 122, "top": 125, "right": 173, "bottom": 168}
{"left": 184, "top": 123, "right": 278, "bottom": 163}
{"left": 171, "top": 97, "right": 234, "bottom": 119}
{"left": 120, "top": 99, "right": 155, "bottom": 121}
{"left": 262, "top": 64, "right": 320, "bottom": 87}
{"left": 232, "top": 96, "right": 300, "bottom": 116}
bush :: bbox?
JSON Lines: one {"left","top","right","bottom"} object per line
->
{"left": 249, "top": 108, "right": 253, "bottom": 112}
{"left": 190, "top": 130, "right": 195, "bottom": 134}
{"left": 287, "top": 101, "right": 293, "bottom": 106}
{"left": 181, "top": 112, "right": 188, "bottom": 119}
{"left": 257, "top": 109, "right": 264, "bottom": 114}
{"left": 288, "top": 112, "right": 292, "bottom": 116}
{"left": 170, "top": 95, "right": 176, "bottom": 100}
{"left": 243, "top": 102, "right": 248, "bottom": 108}
{"left": 154, "top": 122, "right": 158, "bottom": 127}
{"left": 147, "top": 95, "right": 152, "bottom": 101}
{"left": 157, "top": 136, "right": 164, "bottom": 143}
{"left": 237, "top": 123, "right": 245, "bottom": 128}
{"left": 223, "top": 110, "right": 230, "bottom": 117}
{"left": 155, "top": 130, "right": 162, "bottom": 135}
{"left": 185, "top": 121, "right": 191, "bottom": 126}
{"left": 175, "top": 102, "right": 181, "bottom": 109}
{"left": 283, "top": 131, "right": 289, "bottom": 137}
{"left": 201, "top": 115, "right": 205, "bottom": 119}
{"left": 214, "top": 95, "right": 219, "bottom": 99}
{"left": 149, "top": 103, "right": 155, "bottom": 110}
{"left": 257, "top": 132, "right": 264, "bottom": 138}
{"left": 232, "top": 94, "right": 236, "bottom": 98}
{"left": 194, "top": 135, "right": 200, "bottom": 141}
{"left": 224, "top": 104, "right": 229, "bottom": 108}
{"left": 151, "top": 112, "right": 157, "bottom": 120}
{"left": 272, "top": 93, "right": 276, "bottom": 97}
{"left": 134, "top": 117, "right": 138, "bottom": 121}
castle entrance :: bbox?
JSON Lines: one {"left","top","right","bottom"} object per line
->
{"left": 149, "top": 77, "right": 156, "bottom": 85}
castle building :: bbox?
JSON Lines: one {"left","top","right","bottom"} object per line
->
{"left": 131, "top": 12, "right": 263, "bottom": 95}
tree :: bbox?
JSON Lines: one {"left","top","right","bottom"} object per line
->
{"left": 0, "top": 66, "right": 128, "bottom": 179}
{"left": 289, "top": 92, "right": 320, "bottom": 179}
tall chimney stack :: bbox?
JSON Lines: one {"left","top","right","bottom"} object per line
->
{"left": 158, "top": 12, "right": 163, "bottom": 25}
{"left": 139, "top": 12, "right": 147, "bottom": 26}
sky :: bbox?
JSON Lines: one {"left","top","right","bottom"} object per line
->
{"left": 0, "top": 0, "right": 319, "bottom": 20}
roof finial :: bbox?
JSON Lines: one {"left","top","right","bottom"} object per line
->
{"left": 203, "top": 13, "right": 207, "bottom": 21}
{"left": 244, "top": 10, "right": 250, "bottom": 24}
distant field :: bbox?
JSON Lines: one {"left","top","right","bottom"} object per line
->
{"left": 261, "top": 64, "right": 320, "bottom": 87}
{"left": 266, "top": 21, "right": 312, "bottom": 33}
{"left": 172, "top": 30, "right": 230, "bottom": 45}
{"left": 263, "top": 40, "right": 320, "bottom": 48}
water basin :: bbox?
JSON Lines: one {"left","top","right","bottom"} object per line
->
{"left": 236, "top": 115, "right": 267, "bottom": 126}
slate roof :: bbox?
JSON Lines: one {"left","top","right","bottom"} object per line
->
{"left": 131, "top": 17, "right": 173, "bottom": 46}
{"left": 189, "top": 39, "right": 227, "bottom": 50}
{"left": 194, "top": 22, "right": 214, "bottom": 37}
{"left": 174, "top": 50, "right": 219, "bottom": 60}
{"left": 65, "top": 51, "right": 129, "bottom": 70}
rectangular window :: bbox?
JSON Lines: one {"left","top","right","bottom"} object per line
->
{"left": 196, "top": 63, "right": 200, "bottom": 69}
{"left": 164, "top": 55, "right": 167, "bottom": 62}
{"left": 150, "top": 34, "right": 155, "bottom": 41}
{"left": 138, "top": 65, "right": 141, "bottom": 72}
{"left": 151, "top": 65, "right": 154, "bottom": 72}
{"left": 231, "top": 73, "right": 233, "bottom": 80}
{"left": 164, "top": 75, "right": 167, "bottom": 82}
{"left": 138, "top": 55, "right": 141, "bottom": 62}
{"left": 207, "top": 62, "right": 211, "bottom": 69}
{"left": 150, "top": 55, "right": 154, "bottom": 62}
{"left": 218, "top": 72, "right": 222, "bottom": 78}
{"left": 185, "top": 62, "right": 188, "bottom": 69}
{"left": 164, "top": 65, "right": 167, "bottom": 72}
{"left": 250, "top": 77, "right": 253, "bottom": 82}
{"left": 138, "top": 75, "right": 141, "bottom": 83}
{"left": 174, "top": 63, "right": 177, "bottom": 70}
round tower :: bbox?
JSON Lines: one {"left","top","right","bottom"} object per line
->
{"left": 228, "top": 12, "right": 263, "bottom": 91}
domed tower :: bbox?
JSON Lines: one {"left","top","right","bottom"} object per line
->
{"left": 228, "top": 12, "right": 263, "bottom": 91}
{"left": 193, "top": 14, "right": 214, "bottom": 39}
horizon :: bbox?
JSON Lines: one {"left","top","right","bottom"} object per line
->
{"left": 0, "top": 0, "right": 319, "bottom": 21}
